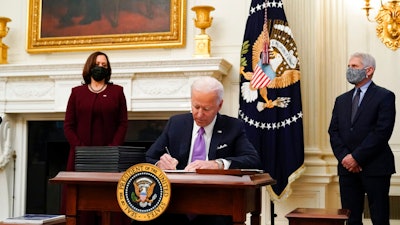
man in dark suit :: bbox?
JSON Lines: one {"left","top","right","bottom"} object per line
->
{"left": 144, "top": 76, "right": 261, "bottom": 225}
{"left": 328, "top": 52, "right": 396, "bottom": 225}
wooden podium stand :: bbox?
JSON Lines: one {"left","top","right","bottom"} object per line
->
{"left": 286, "top": 208, "right": 350, "bottom": 225}
{"left": 50, "top": 171, "right": 275, "bottom": 225}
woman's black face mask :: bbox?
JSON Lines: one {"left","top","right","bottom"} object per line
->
{"left": 91, "top": 66, "right": 109, "bottom": 82}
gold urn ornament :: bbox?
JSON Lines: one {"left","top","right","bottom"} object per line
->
{"left": 0, "top": 17, "right": 11, "bottom": 64}
{"left": 191, "top": 5, "right": 215, "bottom": 58}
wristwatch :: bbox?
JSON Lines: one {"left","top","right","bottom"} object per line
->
{"left": 215, "top": 159, "right": 224, "bottom": 170}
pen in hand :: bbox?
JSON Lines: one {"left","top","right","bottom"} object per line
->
{"left": 164, "top": 146, "right": 171, "bottom": 155}
{"left": 163, "top": 146, "right": 178, "bottom": 170}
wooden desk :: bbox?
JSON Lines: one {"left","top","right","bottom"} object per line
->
{"left": 0, "top": 222, "right": 65, "bottom": 225}
{"left": 286, "top": 208, "right": 350, "bottom": 225}
{"left": 50, "top": 171, "right": 275, "bottom": 225}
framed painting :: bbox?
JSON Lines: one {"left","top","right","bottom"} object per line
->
{"left": 27, "top": 0, "right": 186, "bottom": 53}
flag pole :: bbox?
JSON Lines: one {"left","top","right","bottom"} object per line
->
{"left": 271, "top": 200, "right": 277, "bottom": 225}
{"left": 266, "top": 4, "right": 276, "bottom": 224}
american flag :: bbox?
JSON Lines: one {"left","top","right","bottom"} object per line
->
{"left": 251, "top": 60, "right": 275, "bottom": 89}
{"left": 239, "top": 0, "right": 305, "bottom": 201}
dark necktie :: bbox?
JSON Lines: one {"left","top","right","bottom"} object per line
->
{"left": 191, "top": 127, "right": 206, "bottom": 162}
{"left": 351, "top": 88, "right": 361, "bottom": 123}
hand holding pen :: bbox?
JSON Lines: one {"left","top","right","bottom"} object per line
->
{"left": 156, "top": 146, "right": 178, "bottom": 170}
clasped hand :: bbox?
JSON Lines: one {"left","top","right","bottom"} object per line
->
{"left": 156, "top": 153, "right": 219, "bottom": 171}
{"left": 341, "top": 154, "right": 362, "bottom": 173}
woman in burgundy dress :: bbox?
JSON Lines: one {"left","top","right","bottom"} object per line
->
{"left": 63, "top": 51, "right": 129, "bottom": 224}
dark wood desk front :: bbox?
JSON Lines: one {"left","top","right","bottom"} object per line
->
{"left": 50, "top": 171, "right": 275, "bottom": 225}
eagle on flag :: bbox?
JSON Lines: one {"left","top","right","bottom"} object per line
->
{"left": 239, "top": 0, "right": 305, "bottom": 201}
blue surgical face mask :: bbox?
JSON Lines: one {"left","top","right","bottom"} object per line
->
{"left": 346, "top": 67, "right": 366, "bottom": 84}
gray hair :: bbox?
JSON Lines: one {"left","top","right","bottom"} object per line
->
{"left": 191, "top": 76, "right": 224, "bottom": 103}
{"left": 350, "top": 52, "right": 376, "bottom": 70}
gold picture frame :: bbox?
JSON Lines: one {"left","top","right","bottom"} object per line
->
{"left": 27, "top": 0, "right": 186, "bottom": 53}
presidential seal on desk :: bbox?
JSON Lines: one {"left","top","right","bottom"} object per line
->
{"left": 117, "top": 163, "right": 171, "bottom": 221}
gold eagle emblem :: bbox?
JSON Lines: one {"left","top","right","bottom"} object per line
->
{"left": 240, "top": 20, "right": 300, "bottom": 111}
{"left": 133, "top": 177, "right": 157, "bottom": 207}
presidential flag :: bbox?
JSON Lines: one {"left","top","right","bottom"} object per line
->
{"left": 239, "top": 0, "right": 305, "bottom": 201}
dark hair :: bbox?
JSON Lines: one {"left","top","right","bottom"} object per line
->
{"left": 82, "top": 51, "right": 112, "bottom": 84}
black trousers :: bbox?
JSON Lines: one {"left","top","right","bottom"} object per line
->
{"left": 339, "top": 173, "right": 391, "bottom": 225}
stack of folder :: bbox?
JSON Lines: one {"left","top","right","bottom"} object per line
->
{"left": 75, "top": 146, "right": 146, "bottom": 172}
{"left": 1, "top": 214, "right": 66, "bottom": 225}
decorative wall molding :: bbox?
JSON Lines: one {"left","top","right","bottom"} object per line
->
{"left": 0, "top": 58, "right": 232, "bottom": 113}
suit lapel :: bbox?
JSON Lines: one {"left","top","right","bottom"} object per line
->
{"left": 180, "top": 114, "right": 194, "bottom": 161}
{"left": 345, "top": 90, "right": 354, "bottom": 124}
{"left": 208, "top": 114, "right": 223, "bottom": 160}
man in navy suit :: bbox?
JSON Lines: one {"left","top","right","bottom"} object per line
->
{"left": 329, "top": 52, "right": 396, "bottom": 225}
{"left": 144, "top": 76, "right": 261, "bottom": 225}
